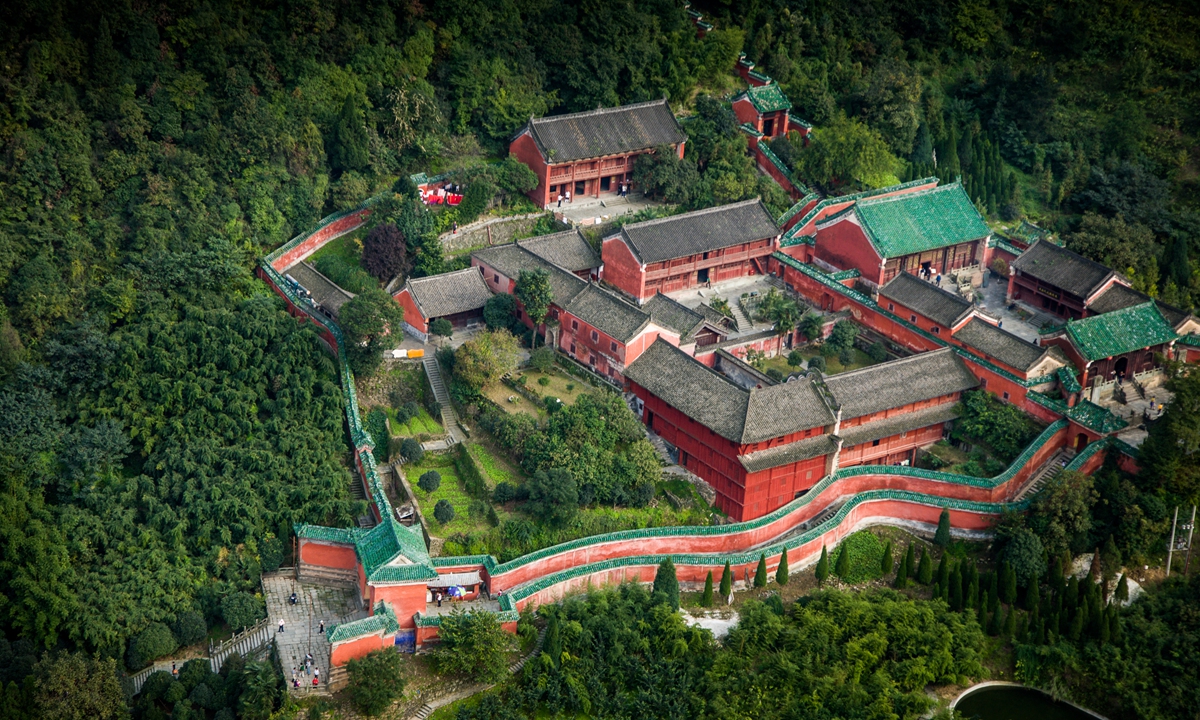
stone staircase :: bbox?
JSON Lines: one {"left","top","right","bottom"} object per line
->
{"left": 1013, "top": 449, "right": 1073, "bottom": 502}
{"left": 727, "top": 299, "right": 752, "bottom": 333}
{"left": 348, "top": 469, "right": 375, "bottom": 528}
{"left": 296, "top": 563, "right": 358, "bottom": 587}
{"left": 209, "top": 619, "right": 272, "bottom": 674}
{"left": 422, "top": 356, "right": 462, "bottom": 444}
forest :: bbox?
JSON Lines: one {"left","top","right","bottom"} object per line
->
{"left": 2, "top": 0, "right": 1200, "bottom": 717}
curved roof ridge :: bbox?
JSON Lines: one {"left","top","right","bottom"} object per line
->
{"left": 529, "top": 97, "right": 670, "bottom": 125}
{"left": 617, "top": 197, "right": 766, "bottom": 230}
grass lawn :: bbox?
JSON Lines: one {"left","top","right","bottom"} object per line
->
{"left": 408, "top": 456, "right": 494, "bottom": 537}
{"left": 759, "top": 347, "right": 880, "bottom": 376}
{"left": 511, "top": 369, "right": 592, "bottom": 406}
{"left": 468, "top": 442, "right": 521, "bottom": 486}
{"left": 309, "top": 228, "right": 363, "bottom": 265}
{"left": 388, "top": 406, "right": 443, "bottom": 437}
{"left": 482, "top": 382, "right": 546, "bottom": 418}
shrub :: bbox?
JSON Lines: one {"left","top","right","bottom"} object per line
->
{"left": 537, "top": 376, "right": 550, "bottom": 386}
{"left": 834, "top": 531, "right": 885, "bottom": 584}
{"left": 838, "top": 347, "right": 854, "bottom": 365}
{"left": 867, "top": 341, "right": 888, "bottom": 363}
{"left": 934, "top": 508, "right": 951, "bottom": 546}
{"left": 766, "top": 368, "right": 784, "bottom": 382}
{"left": 347, "top": 648, "right": 406, "bottom": 715}
{"left": 400, "top": 438, "right": 424, "bottom": 464}
{"left": 173, "top": 611, "right": 208, "bottom": 647}
{"left": 566, "top": 383, "right": 575, "bottom": 391}
{"left": 430, "top": 318, "right": 453, "bottom": 338}
{"left": 221, "top": 592, "right": 264, "bottom": 633}
{"left": 127, "top": 622, "right": 179, "bottom": 670}
{"left": 754, "top": 554, "right": 768, "bottom": 587}
{"left": 418, "top": 470, "right": 441, "bottom": 493}
{"left": 702, "top": 571, "right": 713, "bottom": 607}
{"left": 492, "top": 482, "right": 516, "bottom": 503}
{"left": 434, "top": 499, "right": 455, "bottom": 524}
{"left": 990, "top": 257, "right": 1009, "bottom": 276}
{"left": 787, "top": 350, "right": 804, "bottom": 367}
{"left": 367, "top": 407, "right": 390, "bottom": 461}
{"left": 259, "top": 536, "right": 284, "bottom": 574}
{"left": 394, "top": 403, "right": 413, "bottom": 425}
{"left": 808, "top": 356, "right": 826, "bottom": 373}
{"left": 776, "top": 551, "right": 789, "bottom": 586}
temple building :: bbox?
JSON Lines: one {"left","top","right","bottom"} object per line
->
{"left": 878, "top": 272, "right": 978, "bottom": 337}
{"left": 601, "top": 199, "right": 780, "bottom": 302}
{"left": 509, "top": 99, "right": 686, "bottom": 209}
{"left": 732, "top": 83, "right": 799, "bottom": 142}
{"left": 809, "top": 182, "right": 990, "bottom": 289}
{"left": 473, "top": 234, "right": 726, "bottom": 381}
{"left": 950, "top": 318, "right": 1069, "bottom": 380}
{"left": 394, "top": 267, "right": 493, "bottom": 342}
{"left": 1007, "top": 240, "right": 1126, "bottom": 319}
{"left": 1045, "top": 302, "right": 1182, "bottom": 390}
{"left": 624, "top": 340, "right": 979, "bottom": 520}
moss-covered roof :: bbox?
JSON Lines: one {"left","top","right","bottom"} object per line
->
{"left": 855, "top": 183, "right": 990, "bottom": 259}
{"left": 355, "top": 519, "right": 438, "bottom": 583}
{"left": 1065, "top": 302, "right": 1177, "bottom": 362}
{"left": 737, "top": 83, "right": 792, "bottom": 114}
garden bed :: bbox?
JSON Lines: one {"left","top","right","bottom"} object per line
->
{"left": 388, "top": 406, "right": 443, "bottom": 437}
{"left": 757, "top": 346, "right": 881, "bottom": 377}
{"left": 407, "top": 454, "right": 499, "bottom": 538}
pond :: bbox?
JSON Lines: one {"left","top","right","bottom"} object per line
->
{"left": 954, "top": 685, "right": 1101, "bottom": 720}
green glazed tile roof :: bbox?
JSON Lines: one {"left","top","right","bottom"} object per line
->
{"left": 328, "top": 602, "right": 400, "bottom": 644}
{"left": 740, "top": 83, "right": 792, "bottom": 113}
{"left": 294, "top": 523, "right": 357, "bottom": 545}
{"left": 356, "top": 519, "right": 437, "bottom": 582}
{"left": 1057, "top": 366, "right": 1082, "bottom": 394}
{"left": 779, "top": 177, "right": 940, "bottom": 244}
{"left": 777, "top": 192, "right": 821, "bottom": 227}
{"left": 1178, "top": 333, "right": 1200, "bottom": 348}
{"left": 855, "top": 183, "right": 990, "bottom": 259}
{"left": 1064, "top": 302, "right": 1176, "bottom": 362}
{"left": 739, "top": 122, "right": 764, "bottom": 138}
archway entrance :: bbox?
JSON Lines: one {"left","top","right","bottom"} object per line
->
{"left": 1075, "top": 433, "right": 1089, "bottom": 452}
{"left": 1115, "top": 356, "right": 1128, "bottom": 379}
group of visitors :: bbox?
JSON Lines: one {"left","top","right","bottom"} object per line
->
{"left": 555, "top": 180, "right": 630, "bottom": 208}
{"left": 291, "top": 653, "right": 320, "bottom": 690}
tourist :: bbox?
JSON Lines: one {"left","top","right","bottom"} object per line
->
{"left": 436, "top": 591, "right": 442, "bottom": 608}
{"left": 452, "top": 221, "right": 458, "bottom": 235}
{"left": 289, "top": 592, "right": 297, "bottom": 605}
{"left": 171, "top": 662, "right": 177, "bottom": 677}
{"left": 313, "top": 676, "right": 318, "bottom": 688}
{"left": 936, "top": 273, "right": 942, "bottom": 284}
{"left": 557, "top": 193, "right": 563, "bottom": 207}
{"left": 565, "top": 189, "right": 572, "bottom": 203}
{"left": 293, "top": 677, "right": 300, "bottom": 690}
{"left": 278, "top": 618, "right": 285, "bottom": 633}
{"left": 318, "top": 620, "right": 325, "bottom": 634}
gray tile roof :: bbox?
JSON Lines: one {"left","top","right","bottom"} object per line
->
{"left": 951, "top": 318, "right": 1053, "bottom": 372}
{"left": 1086, "top": 283, "right": 1192, "bottom": 328}
{"left": 1011, "top": 239, "right": 1115, "bottom": 299}
{"left": 823, "top": 347, "right": 979, "bottom": 420}
{"left": 286, "top": 262, "right": 355, "bottom": 317}
{"left": 517, "top": 229, "right": 599, "bottom": 272}
{"left": 472, "top": 244, "right": 588, "bottom": 305}
{"left": 625, "top": 340, "right": 750, "bottom": 443}
{"left": 837, "top": 402, "right": 961, "bottom": 448}
{"left": 612, "top": 199, "right": 779, "bottom": 264}
{"left": 879, "top": 272, "right": 974, "bottom": 328}
{"left": 739, "top": 434, "right": 838, "bottom": 473}
{"left": 403, "top": 268, "right": 492, "bottom": 319}
{"left": 521, "top": 99, "right": 686, "bottom": 163}
{"left": 642, "top": 293, "right": 707, "bottom": 341}
{"left": 562, "top": 285, "right": 652, "bottom": 343}
{"left": 624, "top": 340, "right": 836, "bottom": 444}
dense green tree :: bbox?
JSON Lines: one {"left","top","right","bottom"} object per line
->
{"left": 419, "top": 471, "right": 442, "bottom": 494}
{"left": 795, "top": 114, "right": 900, "bottom": 191}
{"left": 525, "top": 469, "right": 578, "bottom": 527}
{"left": 347, "top": 648, "right": 406, "bottom": 715}
{"left": 31, "top": 652, "right": 126, "bottom": 720}
{"left": 754, "top": 554, "right": 769, "bottom": 588}
{"left": 434, "top": 499, "right": 455, "bottom": 525}
{"left": 917, "top": 548, "right": 933, "bottom": 585}
{"left": 1028, "top": 470, "right": 1098, "bottom": 556}
{"left": 935, "top": 509, "right": 952, "bottom": 546}
{"left": 702, "top": 571, "right": 713, "bottom": 607}
{"left": 776, "top": 551, "right": 790, "bottom": 586}
{"left": 483, "top": 294, "right": 519, "bottom": 333}
{"left": 453, "top": 329, "right": 520, "bottom": 391}
{"left": 720, "top": 561, "right": 733, "bottom": 598}
{"left": 515, "top": 270, "right": 553, "bottom": 347}
{"left": 1003, "top": 528, "right": 1047, "bottom": 587}
{"left": 341, "top": 288, "right": 407, "bottom": 376}
{"left": 221, "top": 593, "right": 264, "bottom": 634}
{"left": 434, "top": 610, "right": 515, "bottom": 683}
{"left": 815, "top": 545, "right": 830, "bottom": 586}
{"left": 361, "top": 223, "right": 410, "bottom": 282}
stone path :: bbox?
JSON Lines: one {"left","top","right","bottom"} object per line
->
{"left": 262, "top": 573, "right": 365, "bottom": 696}
{"left": 422, "top": 356, "right": 464, "bottom": 444}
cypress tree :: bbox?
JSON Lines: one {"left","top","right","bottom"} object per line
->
{"left": 835, "top": 544, "right": 851, "bottom": 578}
{"left": 815, "top": 546, "right": 829, "bottom": 586}
{"left": 987, "top": 605, "right": 1002, "bottom": 636}
{"left": 1099, "top": 607, "right": 1111, "bottom": 644}
{"left": 881, "top": 539, "right": 893, "bottom": 575}
{"left": 937, "top": 554, "right": 950, "bottom": 589}
{"left": 754, "top": 554, "right": 768, "bottom": 588}
{"left": 1115, "top": 574, "right": 1129, "bottom": 603}
{"left": 654, "top": 557, "right": 680, "bottom": 610}
{"left": 1003, "top": 607, "right": 1017, "bottom": 637}
{"left": 1036, "top": 618, "right": 1046, "bottom": 645}
{"left": 966, "top": 579, "right": 978, "bottom": 609}
{"left": 1069, "top": 610, "right": 1083, "bottom": 641}
{"left": 895, "top": 552, "right": 909, "bottom": 588}
{"left": 1110, "top": 609, "right": 1122, "bottom": 644}
{"left": 719, "top": 561, "right": 732, "bottom": 598}
{"left": 544, "top": 613, "right": 562, "bottom": 667}
{"left": 1050, "top": 554, "right": 1064, "bottom": 594}
{"left": 776, "top": 550, "right": 789, "bottom": 586}
{"left": 1064, "top": 575, "right": 1079, "bottom": 609}
{"left": 1025, "top": 581, "right": 1040, "bottom": 612}
{"left": 931, "top": 581, "right": 941, "bottom": 601}
{"left": 917, "top": 548, "right": 933, "bottom": 584}
{"left": 934, "top": 508, "right": 952, "bottom": 546}
{"left": 702, "top": 571, "right": 714, "bottom": 607}
{"left": 1000, "top": 562, "right": 1017, "bottom": 605}
{"left": 989, "top": 586, "right": 1000, "bottom": 613}
{"left": 904, "top": 543, "right": 916, "bottom": 577}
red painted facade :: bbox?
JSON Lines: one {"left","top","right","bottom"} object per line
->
{"left": 270, "top": 210, "right": 371, "bottom": 273}
{"left": 601, "top": 236, "right": 777, "bottom": 303}
{"left": 510, "top": 132, "right": 684, "bottom": 209}
{"left": 732, "top": 96, "right": 790, "bottom": 139}
{"left": 394, "top": 288, "right": 425, "bottom": 334}
{"left": 299, "top": 540, "right": 357, "bottom": 569}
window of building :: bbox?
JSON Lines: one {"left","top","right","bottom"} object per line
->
{"left": 570, "top": 343, "right": 576, "bottom": 355}
{"left": 589, "top": 355, "right": 596, "bottom": 366}
{"left": 932, "top": 326, "right": 940, "bottom": 335}
{"left": 493, "top": 273, "right": 500, "bottom": 283}
{"left": 887, "top": 303, "right": 894, "bottom": 312}
{"left": 572, "top": 320, "right": 578, "bottom": 331}
{"left": 901, "top": 431, "right": 908, "bottom": 438}
{"left": 591, "top": 330, "right": 599, "bottom": 342}
{"left": 910, "top": 314, "right": 917, "bottom": 323}
{"left": 610, "top": 341, "right": 617, "bottom": 352}
{"left": 872, "top": 439, "right": 881, "bottom": 447}
{"left": 805, "top": 470, "right": 812, "bottom": 480}
{"left": 1003, "top": 391, "right": 1010, "bottom": 401}
{"left": 981, "top": 378, "right": 988, "bottom": 388}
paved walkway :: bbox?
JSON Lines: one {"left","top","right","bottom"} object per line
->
{"left": 667, "top": 276, "right": 779, "bottom": 336}
{"left": 263, "top": 574, "right": 365, "bottom": 695}
{"left": 553, "top": 192, "right": 662, "bottom": 224}
{"left": 420, "top": 598, "right": 501, "bottom": 618}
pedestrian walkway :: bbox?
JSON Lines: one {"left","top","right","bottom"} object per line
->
{"left": 422, "top": 356, "right": 464, "bottom": 444}
{"left": 263, "top": 573, "right": 366, "bottom": 696}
